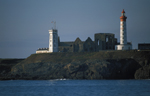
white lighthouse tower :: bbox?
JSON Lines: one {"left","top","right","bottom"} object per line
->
{"left": 120, "top": 9, "right": 127, "bottom": 45}
{"left": 116, "top": 9, "right": 132, "bottom": 50}
{"left": 48, "top": 26, "right": 58, "bottom": 52}
{"left": 36, "top": 22, "right": 58, "bottom": 54}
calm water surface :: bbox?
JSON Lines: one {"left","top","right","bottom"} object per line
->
{"left": 0, "top": 80, "right": 150, "bottom": 96}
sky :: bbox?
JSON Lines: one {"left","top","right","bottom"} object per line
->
{"left": 0, "top": 0, "right": 150, "bottom": 58}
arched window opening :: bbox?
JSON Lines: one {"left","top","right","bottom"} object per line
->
{"left": 106, "top": 37, "right": 108, "bottom": 42}
{"left": 97, "top": 40, "right": 99, "bottom": 45}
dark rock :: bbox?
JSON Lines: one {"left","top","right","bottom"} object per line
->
{"left": 1, "top": 51, "right": 150, "bottom": 80}
{"left": 10, "top": 59, "right": 141, "bottom": 80}
{"left": 0, "top": 59, "right": 24, "bottom": 80}
{"left": 135, "top": 64, "right": 150, "bottom": 79}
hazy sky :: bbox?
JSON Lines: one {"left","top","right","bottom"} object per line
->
{"left": 0, "top": 0, "right": 150, "bottom": 58}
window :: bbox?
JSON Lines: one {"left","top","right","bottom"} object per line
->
{"left": 106, "top": 36, "right": 108, "bottom": 42}
{"left": 97, "top": 40, "right": 99, "bottom": 45}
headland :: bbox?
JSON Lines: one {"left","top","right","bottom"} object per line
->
{"left": 0, "top": 50, "right": 150, "bottom": 80}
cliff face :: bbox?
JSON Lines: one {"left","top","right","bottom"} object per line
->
{"left": 0, "top": 59, "right": 24, "bottom": 80}
{"left": 134, "top": 60, "right": 150, "bottom": 79}
{"left": 10, "top": 51, "right": 150, "bottom": 80}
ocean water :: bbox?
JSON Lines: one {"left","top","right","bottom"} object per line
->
{"left": 0, "top": 80, "right": 150, "bottom": 96}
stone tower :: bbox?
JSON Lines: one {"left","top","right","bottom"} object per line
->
{"left": 48, "top": 29, "right": 58, "bottom": 52}
{"left": 116, "top": 9, "right": 132, "bottom": 50}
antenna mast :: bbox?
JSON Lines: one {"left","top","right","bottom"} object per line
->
{"left": 54, "top": 21, "right": 56, "bottom": 29}
{"left": 51, "top": 21, "right": 56, "bottom": 29}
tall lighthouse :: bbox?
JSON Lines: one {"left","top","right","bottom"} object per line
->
{"left": 116, "top": 9, "right": 132, "bottom": 50}
{"left": 120, "top": 9, "right": 127, "bottom": 45}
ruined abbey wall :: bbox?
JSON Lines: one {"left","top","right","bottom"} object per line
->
{"left": 58, "top": 33, "right": 117, "bottom": 52}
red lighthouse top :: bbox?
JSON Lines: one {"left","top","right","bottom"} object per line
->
{"left": 120, "top": 9, "right": 127, "bottom": 21}
{"left": 121, "top": 9, "right": 125, "bottom": 13}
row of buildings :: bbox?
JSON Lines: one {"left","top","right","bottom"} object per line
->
{"left": 36, "top": 9, "right": 149, "bottom": 54}
{"left": 36, "top": 32, "right": 118, "bottom": 53}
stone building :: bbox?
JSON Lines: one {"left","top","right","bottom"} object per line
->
{"left": 138, "top": 43, "right": 150, "bottom": 50}
{"left": 36, "top": 32, "right": 117, "bottom": 53}
{"left": 57, "top": 33, "right": 117, "bottom": 52}
{"left": 95, "top": 33, "right": 117, "bottom": 51}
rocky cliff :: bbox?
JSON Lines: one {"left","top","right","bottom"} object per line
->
{"left": 0, "top": 59, "right": 24, "bottom": 80}
{"left": 9, "top": 50, "right": 150, "bottom": 80}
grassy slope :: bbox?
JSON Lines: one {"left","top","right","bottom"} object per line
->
{"left": 24, "top": 50, "right": 150, "bottom": 64}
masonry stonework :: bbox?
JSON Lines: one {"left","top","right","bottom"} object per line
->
{"left": 57, "top": 33, "right": 117, "bottom": 52}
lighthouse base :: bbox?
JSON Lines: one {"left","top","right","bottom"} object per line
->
{"left": 116, "top": 44, "right": 132, "bottom": 50}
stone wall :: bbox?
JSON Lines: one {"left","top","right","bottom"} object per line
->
{"left": 83, "top": 37, "right": 96, "bottom": 52}
{"left": 95, "top": 33, "right": 117, "bottom": 51}
{"left": 59, "top": 46, "right": 73, "bottom": 52}
{"left": 57, "top": 33, "right": 117, "bottom": 52}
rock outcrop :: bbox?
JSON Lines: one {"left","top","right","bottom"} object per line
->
{"left": 10, "top": 51, "right": 150, "bottom": 80}
{"left": 0, "top": 59, "right": 24, "bottom": 80}
{"left": 134, "top": 60, "right": 150, "bottom": 79}
{"left": 10, "top": 59, "right": 140, "bottom": 80}
{"left": 0, "top": 51, "right": 150, "bottom": 80}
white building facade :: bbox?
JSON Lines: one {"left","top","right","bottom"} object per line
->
{"left": 116, "top": 9, "right": 132, "bottom": 50}
{"left": 48, "top": 29, "right": 58, "bottom": 52}
{"left": 36, "top": 29, "right": 58, "bottom": 53}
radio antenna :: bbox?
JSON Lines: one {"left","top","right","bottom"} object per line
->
{"left": 51, "top": 21, "right": 56, "bottom": 29}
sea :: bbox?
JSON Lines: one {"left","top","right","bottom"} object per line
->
{"left": 0, "top": 79, "right": 150, "bottom": 96}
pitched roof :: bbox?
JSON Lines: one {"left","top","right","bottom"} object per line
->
{"left": 74, "top": 37, "right": 82, "bottom": 44}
